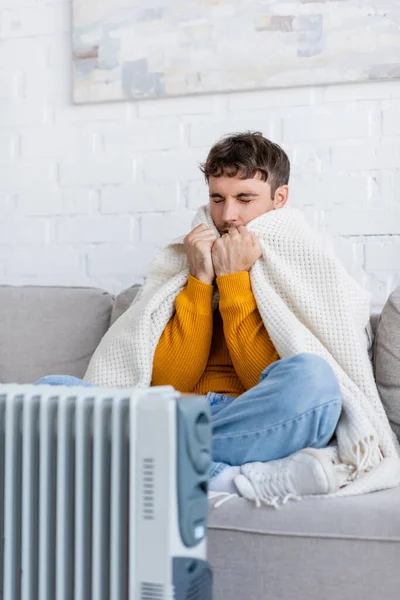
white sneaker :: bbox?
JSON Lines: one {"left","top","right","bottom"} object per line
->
{"left": 234, "top": 448, "right": 344, "bottom": 508}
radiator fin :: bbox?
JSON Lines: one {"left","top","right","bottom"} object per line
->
{"left": 74, "top": 397, "right": 93, "bottom": 600}
{"left": 3, "top": 395, "right": 23, "bottom": 600}
{"left": 109, "top": 398, "right": 129, "bottom": 600}
{"left": 91, "top": 397, "right": 112, "bottom": 600}
{"left": 38, "top": 394, "right": 58, "bottom": 600}
{"left": 56, "top": 396, "right": 75, "bottom": 600}
{"left": 21, "top": 395, "right": 40, "bottom": 599}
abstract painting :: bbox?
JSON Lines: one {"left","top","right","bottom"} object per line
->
{"left": 72, "top": 0, "right": 400, "bottom": 104}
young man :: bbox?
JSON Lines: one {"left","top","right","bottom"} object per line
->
{"left": 36, "top": 132, "right": 343, "bottom": 503}
{"left": 148, "top": 132, "right": 342, "bottom": 499}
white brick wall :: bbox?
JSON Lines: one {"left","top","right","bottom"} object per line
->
{"left": 0, "top": 1, "right": 400, "bottom": 310}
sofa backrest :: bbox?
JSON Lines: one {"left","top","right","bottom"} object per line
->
{"left": 110, "top": 284, "right": 141, "bottom": 326}
{"left": 0, "top": 284, "right": 380, "bottom": 384}
{"left": 0, "top": 286, "right": 114, "bottom": 384}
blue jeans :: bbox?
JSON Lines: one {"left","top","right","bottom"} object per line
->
{"left": 34, "top": 353, "right": 342, "bottom": 480}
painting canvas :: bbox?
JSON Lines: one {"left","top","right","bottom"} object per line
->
{"left": 72, "top": 0, "right": 400, "bottom": 104}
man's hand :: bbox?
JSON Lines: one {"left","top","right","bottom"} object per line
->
{"left": 211, "top": 226, "right": 262, "bottom": 277}
{"left": 184, "top": 224, "right": 219, "bottom": 285}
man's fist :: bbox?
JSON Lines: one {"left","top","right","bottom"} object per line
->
{"left": 183, "top": 224, "right": 219, "bottom": 285}
{"left": 211, "top": 226, "right": 262, "bottom": 277}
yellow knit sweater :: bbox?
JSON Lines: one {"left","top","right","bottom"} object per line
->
{"left": 151, "top": 271, "right": 279, "bottom": 397}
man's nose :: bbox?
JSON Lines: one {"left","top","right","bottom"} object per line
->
{"left": 222, "top": 200, "right": 239, "bottom": 223}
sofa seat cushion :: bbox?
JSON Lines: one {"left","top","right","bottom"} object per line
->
{"left": 207, "top": 485, "right": 400, "bottom": 600}
{"left": 0, "top": 286, "right": 113, "bottom": 383}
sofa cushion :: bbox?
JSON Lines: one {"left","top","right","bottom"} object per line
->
{"left": 0, "top": 286, "right": 113, "bottom": 383}
{"left": 208, "top": 485, "right": 400, "bottom": 600}
{"left": 374, "top": 286, "right": 400, "bottom": 440}
{"left": 110, "top": 284, "right": 141, "bottom": 325}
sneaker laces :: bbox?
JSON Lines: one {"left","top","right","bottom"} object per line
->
{"left": 208, "top": 488, "right": 299, "bottom": 510}
{"left": 208, "top": 491, "right": 238, "bottom": 509}
{"left": 246, "top": 467, "right": 300, "bottom": 508}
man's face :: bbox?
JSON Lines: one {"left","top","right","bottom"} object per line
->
{"left": 209, "top": 172, "right": 288, "bottom": 234}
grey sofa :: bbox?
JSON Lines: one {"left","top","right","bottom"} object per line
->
{"left": 1, "top": 284, "right": 399, "bottom": 599}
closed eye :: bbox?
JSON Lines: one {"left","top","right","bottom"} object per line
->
{"left": 212, "top": 199, "right": 252, "bottom": 204}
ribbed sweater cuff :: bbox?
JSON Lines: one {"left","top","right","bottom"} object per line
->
{"left": 178, "top": 274, "right": 213, "bottom": 316}
{"left": 217, "top": 271, "right": 257, "bottom": 317}
{"left": 217, "top": 271, "right": 252, "bottom": 300}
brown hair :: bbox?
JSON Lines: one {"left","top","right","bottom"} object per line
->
{"left": 200, "top": 131, "right": 290, "bottom": 196}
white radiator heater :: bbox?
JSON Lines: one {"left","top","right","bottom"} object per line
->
{"left": 0, "top": 384, "right": 212, "bottom": 600}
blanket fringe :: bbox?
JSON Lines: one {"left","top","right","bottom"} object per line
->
{"left": 344, "top": 436, "right": 383, "bottom": 484}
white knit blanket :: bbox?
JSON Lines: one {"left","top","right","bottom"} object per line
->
{"left": 84, "top": 204, "right": 400, "bottom": 497}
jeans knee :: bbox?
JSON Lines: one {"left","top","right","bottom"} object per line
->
{"left": 298, "top": 352, "right": 340, "bottom": 396}
{"left": 262, "top": 353, "right": 342, "bottom": 416}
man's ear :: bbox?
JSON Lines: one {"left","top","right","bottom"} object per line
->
{"left": 273, "top": 185, "right": 289, "bottom": 209}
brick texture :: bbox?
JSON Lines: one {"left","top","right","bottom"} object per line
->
{"left": 0, "top": 1, "right": 399, "bottom": 309}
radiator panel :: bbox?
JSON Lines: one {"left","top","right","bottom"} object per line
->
{"left": 0, "top": 385, "right": 211, "bottom": 600}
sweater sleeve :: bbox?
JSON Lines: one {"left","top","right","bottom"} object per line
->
{"left": 151, "top": 274, "right": 214, "bottom": 392}
{"left": 217, "top": 271, "right": 279, "bottom": 390}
